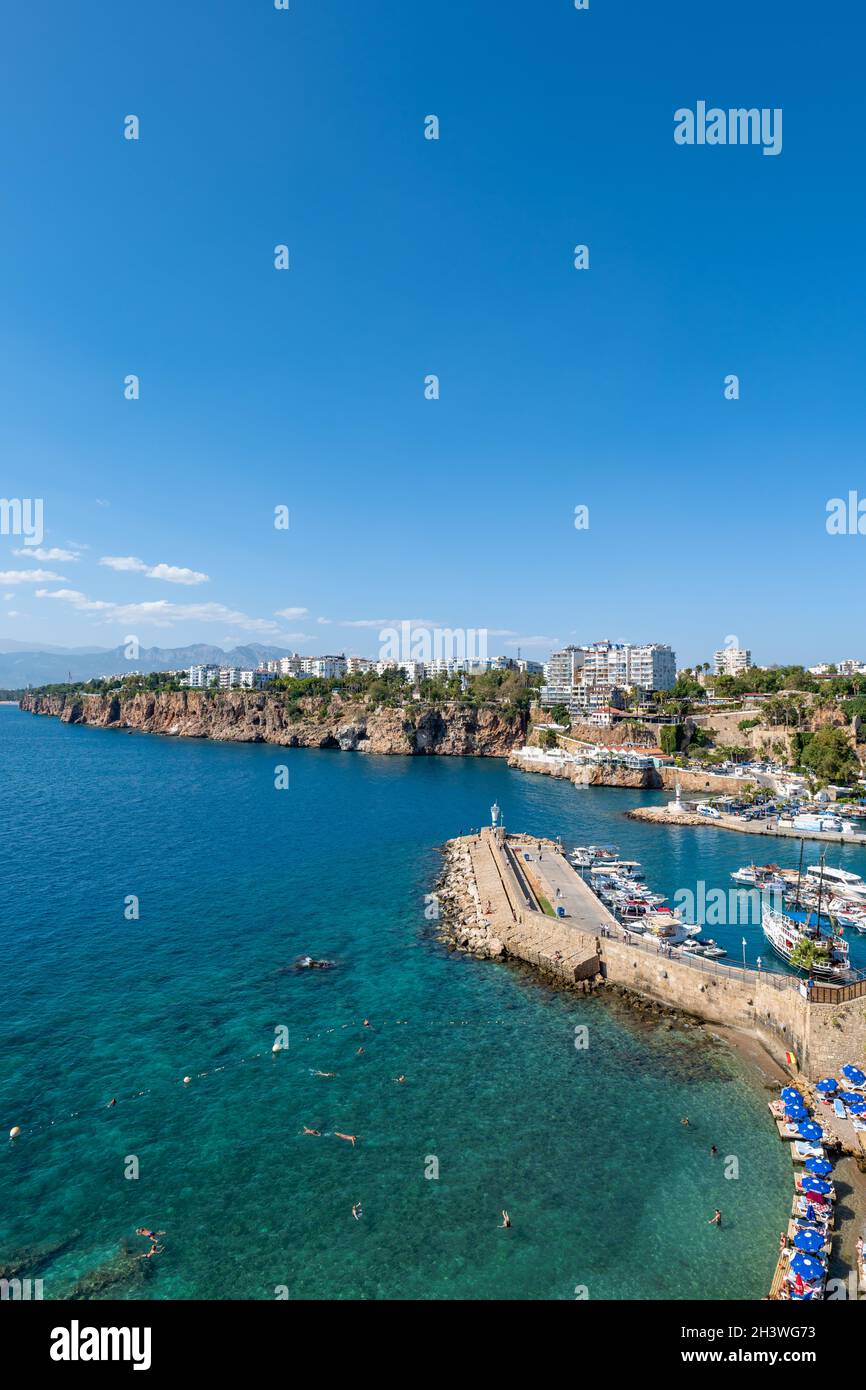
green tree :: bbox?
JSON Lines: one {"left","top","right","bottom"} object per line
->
{"left": 798, "top": 726, "right": 860, "bottom": 785}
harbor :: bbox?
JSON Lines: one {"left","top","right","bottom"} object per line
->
{"left": 437, "top": 816, "right": 866, "bottom": 1079}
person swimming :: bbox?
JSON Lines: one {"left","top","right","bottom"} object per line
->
{"left": 135, "top": 1227, "right": 165, "bottom": 1259}
{"left": 499, "top": 1210, "right": 511, "bottom": 1229}
{"left": 394, "top": 1075, "right": 406, "bottom": 1084}
{"left": 301, "top": 1126, "right": 321, "bottom": 1136}
{"left": 352, "top": 1202, "right": 363, "bottom": 1220}
{"left": 335, "top": 1132, "right": 359, "bottom": 1146}
{"left": 708, "top": 1209, "right": 722, "bottom": 1227}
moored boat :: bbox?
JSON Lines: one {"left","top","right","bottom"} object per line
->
{"left": 761, "top": 905, "right": 851, "bottom": 981}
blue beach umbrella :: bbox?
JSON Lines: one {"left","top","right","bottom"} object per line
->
{"left": 848, "top": 1100, "right": 866, "bottom": 1114}
{"left": 786, "top": 1105, "right": 809, "bottom": 1120}
{"left": 782, "top": 1087, "right": 804, "bottom": 1102}
{"left": 794, "top": 1228, "right": 825, "bottom": 1253}
{"left": 816, "top": 1078, "right": 838, "bottom": 1093}
{"left": 841, "top": 1065, "right": 866, "bottom": 1086}
{"left": 798, "top": 1121, "right": 823, "bottom": 1141}
{"left": 804, "top": 1158, "right": 833, "bottom": 1176}
{"left": 790, "top": 1253, "right": 825, "bottom": 1282}
{"left": 838, "top": 1091, "right": 862, "bottom": 1105}
{"left": 803, "top": 1178, "right": 832, "bottom": 1195}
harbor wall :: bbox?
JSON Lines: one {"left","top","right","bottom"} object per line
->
{"left": 597, "top": 937, "right": 810, "bottom": 1066}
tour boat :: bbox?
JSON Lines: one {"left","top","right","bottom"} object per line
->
{"left": 761, "top": 905, "right": 851, "bottom": 981}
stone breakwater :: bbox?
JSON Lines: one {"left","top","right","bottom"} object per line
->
{"left": 435, "top": 830, "right": 866, "bottom": 1075}
{"left": 19, "top": 691, "right": 527, "bottom": 757}
{"left": 435, "top": 831, "right": 698, "bottom": 1028}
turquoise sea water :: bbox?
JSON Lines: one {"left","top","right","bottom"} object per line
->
{"left": 3, "top": 707, "right": 865, "bottom": 1301}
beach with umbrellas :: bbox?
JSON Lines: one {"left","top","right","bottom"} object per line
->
{"left": 769, "top": 1064, "right": 866, "bottom": 1299}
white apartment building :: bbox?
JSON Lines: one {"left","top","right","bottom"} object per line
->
{"left": 346, "top": 656, "right": 374, "bottom": 673}
{"left": 304, "top": 655, "right": 347, "bottom": 679}
{"left": 540, "top": 646, "right": 585, "bottom": 704}
{"left": 188, "top": 664, "right": 220, "bottom": 688}
{"left": 581, "top": 640, "right": 676, "bottom": 691}
{"left": 540, "top": 641, "right": 675, "bottom": 705}
{"left": 714, "top": 647, "right": 752, "bottom": 677}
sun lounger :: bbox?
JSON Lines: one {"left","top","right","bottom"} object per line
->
{"left": 793, "top": 1142, "right": 824, "bottom": 1160}
{"left": 833, "top": 1099, "right": 846, "bottom": 1119}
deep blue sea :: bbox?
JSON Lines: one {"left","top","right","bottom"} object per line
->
{"left": 4, "top": 706, "right": 866, "bottom": 1300}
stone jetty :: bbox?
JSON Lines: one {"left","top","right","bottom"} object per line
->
{"left": 436, "top": 828, "right": 866, "bottom": 1075}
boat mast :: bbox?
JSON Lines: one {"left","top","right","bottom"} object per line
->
{"left": 795, "top": 838, "right": 804, "bottom": 908}
{"left": 815, "top": 849, "right": 826, "bottom": 932}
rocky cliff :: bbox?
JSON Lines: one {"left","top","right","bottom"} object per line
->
{"left": 18, "top": 690, "right": 527, "bottom": 757}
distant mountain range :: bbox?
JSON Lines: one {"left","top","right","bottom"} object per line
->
{"left": 0, "top": 643, "right": 294, "bottom": 688}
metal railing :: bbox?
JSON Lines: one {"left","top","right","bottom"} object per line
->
{"left": 602, "top": 922, "right": 799, "bottom": 991}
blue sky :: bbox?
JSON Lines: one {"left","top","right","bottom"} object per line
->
{"left": 1, "top": 0, "right": 864, "bottom": 667}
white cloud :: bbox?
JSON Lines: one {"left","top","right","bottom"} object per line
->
{"left": 0, "top": 569, "right": 67, "bottom": 584}
{"left": 340, "top": 616, "right": 440, "bottom": 629}
{"left": 13, "top": 547, "right": 79, "bottom": 562}
{"left": 275, "top": 606, "right": 309, "bottom": 618}
{"left": 99, "top": 556, "right": 209, "bottom": 585}
{"left": 6, "top": 610, "right": 20, "bottom": 618}
{"left": 146, "top": 563, "right": 209, "bottom": 586}
{"left": 316, "top": 616, "right": 331, "bottom": 624}
{"left": 35, "top": 588, "right": 282, "bottom": 635}
{"left": 99, "top": 556, "right": 148, "bottom": 573}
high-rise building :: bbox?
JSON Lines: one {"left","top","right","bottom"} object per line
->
{"left": 579, "top": 641, "right": 676, "bottom": 692}
{"left": 714, "top": 648, "right": 752, "bottom": 677}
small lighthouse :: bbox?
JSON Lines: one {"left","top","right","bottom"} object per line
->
{"left": 491, "top": 801, "right": 501, "bottom": 828}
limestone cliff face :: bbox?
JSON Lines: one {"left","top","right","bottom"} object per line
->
{"left": 19, "top": 690, "right": 526, "bottom": 757}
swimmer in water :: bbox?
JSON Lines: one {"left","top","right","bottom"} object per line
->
{"left": 135, "top": 1227, "right": 165, "bottom": 1259}
{"left": 499, "top": 1210, "right": 511, "bottom": 1229}
{"left": 301, "top": 1126, "right": 321, "bottom": 1136}
{"left": 356, "top": 1047, "right": 365, "bottom": 1056}
{"left": 107, "top": 1098, "right": 117, "bottom": 1108}
{"left": 335, "top": 1132, "right": 359, "bottom": 1147}
{"left": 395, "top": 1075, "right": 406, "bottom": 1084}
{"left": 313, "top": 1070, "right": 336, "bottom": 1077}
{"left": 708, "top": 1209, "right": 722, "bottom": 1227}
{"left": 710, "top": 1144, "right": 718, "bottom": 1156}
{"left": 681, "top": 1117, "right": 690, "bottom": 1127}
{"left": 352, "top": 1202, "right": 362, "bottom": 1220}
